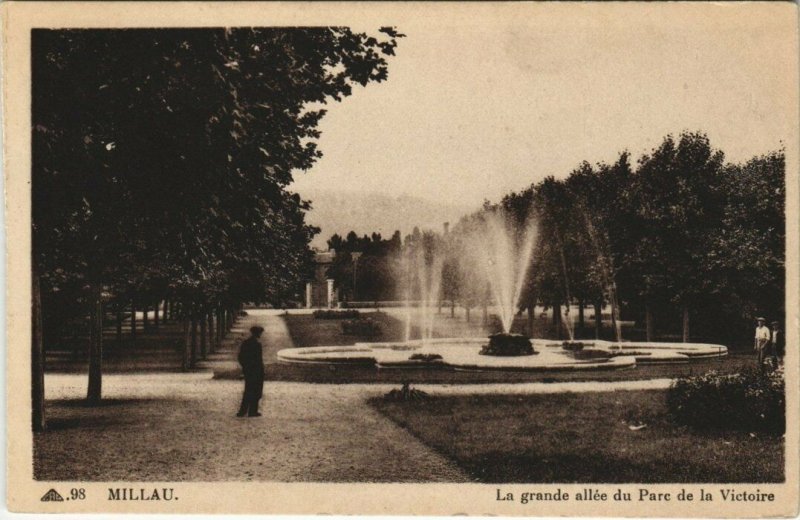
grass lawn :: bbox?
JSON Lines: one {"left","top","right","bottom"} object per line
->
{"left": 370, "top": 390, "right": 784, "bottom": 483}
{"left": 283, "top": 311, "right": 407, "bottom": 347}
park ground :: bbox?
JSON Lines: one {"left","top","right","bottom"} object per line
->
{"left": 35, "top": 309, "right": 783, "bottom": 482}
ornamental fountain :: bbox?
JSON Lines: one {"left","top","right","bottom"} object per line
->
{"left": 278, "top": 210, "right": 727, "bottom": 372}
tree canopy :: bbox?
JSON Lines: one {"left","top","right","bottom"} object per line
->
{"left": 480, "top": 132, "right": 785, "bottom": 343}
{"left": 34, "top": 27, "right": 403, "bottom": 307}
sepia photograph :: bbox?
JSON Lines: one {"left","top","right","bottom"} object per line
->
{"left": 4, "top": 1, "right": 799, "bottom": 516}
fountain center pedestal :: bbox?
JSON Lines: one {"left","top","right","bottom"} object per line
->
{"left": 479, "top": 333, "right": 537, "bottom": 356}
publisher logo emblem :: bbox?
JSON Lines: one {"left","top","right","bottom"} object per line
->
{"left": 40, "top": 489, "right": 65, "bottom": 502}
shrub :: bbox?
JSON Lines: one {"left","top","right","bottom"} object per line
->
{"left": 341, "top": 318, "right": 382, "bottom": 336}
{"left": 384, "top": 382, "right": 429, "bottom": 401}
{"left": 313, "top": 309, "right": 360, "bottom": 320}
{"left": 667, "top": 366, "right": 785, "bottom": 433}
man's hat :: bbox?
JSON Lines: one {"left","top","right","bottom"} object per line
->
{"left": 772, "top": 321, "right": 780, "bottom": 326}
{"left": 250, "top": 326, "right": 265, "bottom": 335}
{"left": 756, "top": 317, "right": 766, "bottom": 322}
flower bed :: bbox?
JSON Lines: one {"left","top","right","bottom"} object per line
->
{"left": 341, "top": 318, "right": 382, "bottom": 336}
{"left": 408, "top": 353, "right": 443, "bottom": 362}
{"left": 313, "top": 309, "right": 361, "bottom": 320}
{"left": 562, "top": 341, "right": 585, "bottom": 351}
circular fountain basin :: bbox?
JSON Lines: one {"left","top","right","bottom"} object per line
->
{"left": 277, "top": 338, "right": 727, "bottom": 373}
{"left": 542, "top": 340, "right": 729, "bottom": 364}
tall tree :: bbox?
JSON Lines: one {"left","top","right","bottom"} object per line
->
{"left": 32, "top": 27, "right": 403, "bottom": 419}
{"left": 629, "top": 132, "right": 725, "bottom": 341}
{"left": 704, "top": 151, "right": 785, "bottom": 336}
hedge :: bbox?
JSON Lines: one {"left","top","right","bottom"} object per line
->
{"left": 667, "top": 366, "right": 784, "bottom": 433}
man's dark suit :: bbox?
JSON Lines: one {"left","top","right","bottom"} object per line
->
{"left": 237, "top": 335, "right": 264, "bottom": 416}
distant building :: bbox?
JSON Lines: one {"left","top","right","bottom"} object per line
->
{"left": 305, "top": 249, "right": 337, "bottom": 308}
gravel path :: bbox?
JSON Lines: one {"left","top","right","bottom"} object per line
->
{"left": 37, "top": 373, "right": 469, "bottom": 482}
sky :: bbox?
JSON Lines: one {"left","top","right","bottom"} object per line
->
{"left": 289, "top": 4, "right": 798, "bottom": 207}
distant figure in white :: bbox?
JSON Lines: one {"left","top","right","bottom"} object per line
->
{"left": 754, "top": 317, "right": 771, "bottom": 369}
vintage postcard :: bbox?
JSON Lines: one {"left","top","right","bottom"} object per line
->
{"left": 3, "top": 1, "right": 799, "bottom": 516}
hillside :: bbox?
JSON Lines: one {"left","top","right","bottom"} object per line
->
{"left": 297, "top": 189, "right": 477, "bottom": 248}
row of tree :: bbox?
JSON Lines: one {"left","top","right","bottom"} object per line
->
{"left": 32, "top": 27, "right": 403, "bottom": 430}
{"left": 325, "top": 132, "right": 784, "bottom": 344}
{"left": 326, "top": 231, "right": 402, "bottom": 301}
{"left": 455, "top": 132, "right": 784, "bottom": 342}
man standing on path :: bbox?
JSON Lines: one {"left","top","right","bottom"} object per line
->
{"left": 754, "top": 317, "right": 771, "bottom": 369}
{"left": 237, "top": 325, "right": 265, "bottom": 417}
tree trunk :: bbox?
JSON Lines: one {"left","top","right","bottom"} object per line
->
{"left": 153, "top": 300, "right": 159, "bottom": 331}
{"left": 465, "top": 306, "right": 471, "bottom": 323}
{"left": 527, "top": 305, "right": 534, "bottom": 338}
{"left": 207, "top": 312, "right": 215, "bottom": 354}
{"left": 87, "top": 282, "right": 103, "bottom": 404}
{"left": 594, "top": 299, "right": 602, "bottom": 340}
{"left": 200, "top": 312, "right": 207, "bottom": 359}
{"left": 450, "top": 299, "right": 455, "bottom": 318}
{"left": 645, "top": 302, "right": 654, "bottom": 342}
{"left": 142, "top": 302, "right": 149, "bottom": 332}
{"left": 682, "top": 304, "right": 690, "bottom": 343}
{"left": 190, "top": 308, "right": 198, "bottom": 368}
{"left": 182, "top": 317, "right": 191, "bottom": 371}
{"left": 130, "top": 300, "right": 137, "bottom": 340}
{"left": 116, "top": 308, "right": 123, "bottom": 343}
{"left": 32, "top": 271, "right": 46, "bottom": 432}
{"left": 482, "top": 302, "right": 488, "bottom": 326}
{"left": 216, "top": 308, "right": 223, "bottom": 347}
{"left": 553, "top": 302, "right": 562, "bottom": 340}
{"left": 610, "top": 299, "right": 618, "bottom": 341}
{"left": 552, "top": 302, "right": 561, "bottom": 340}
{"left": 577, "top": 298, "right": 585, "bottom": 338}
